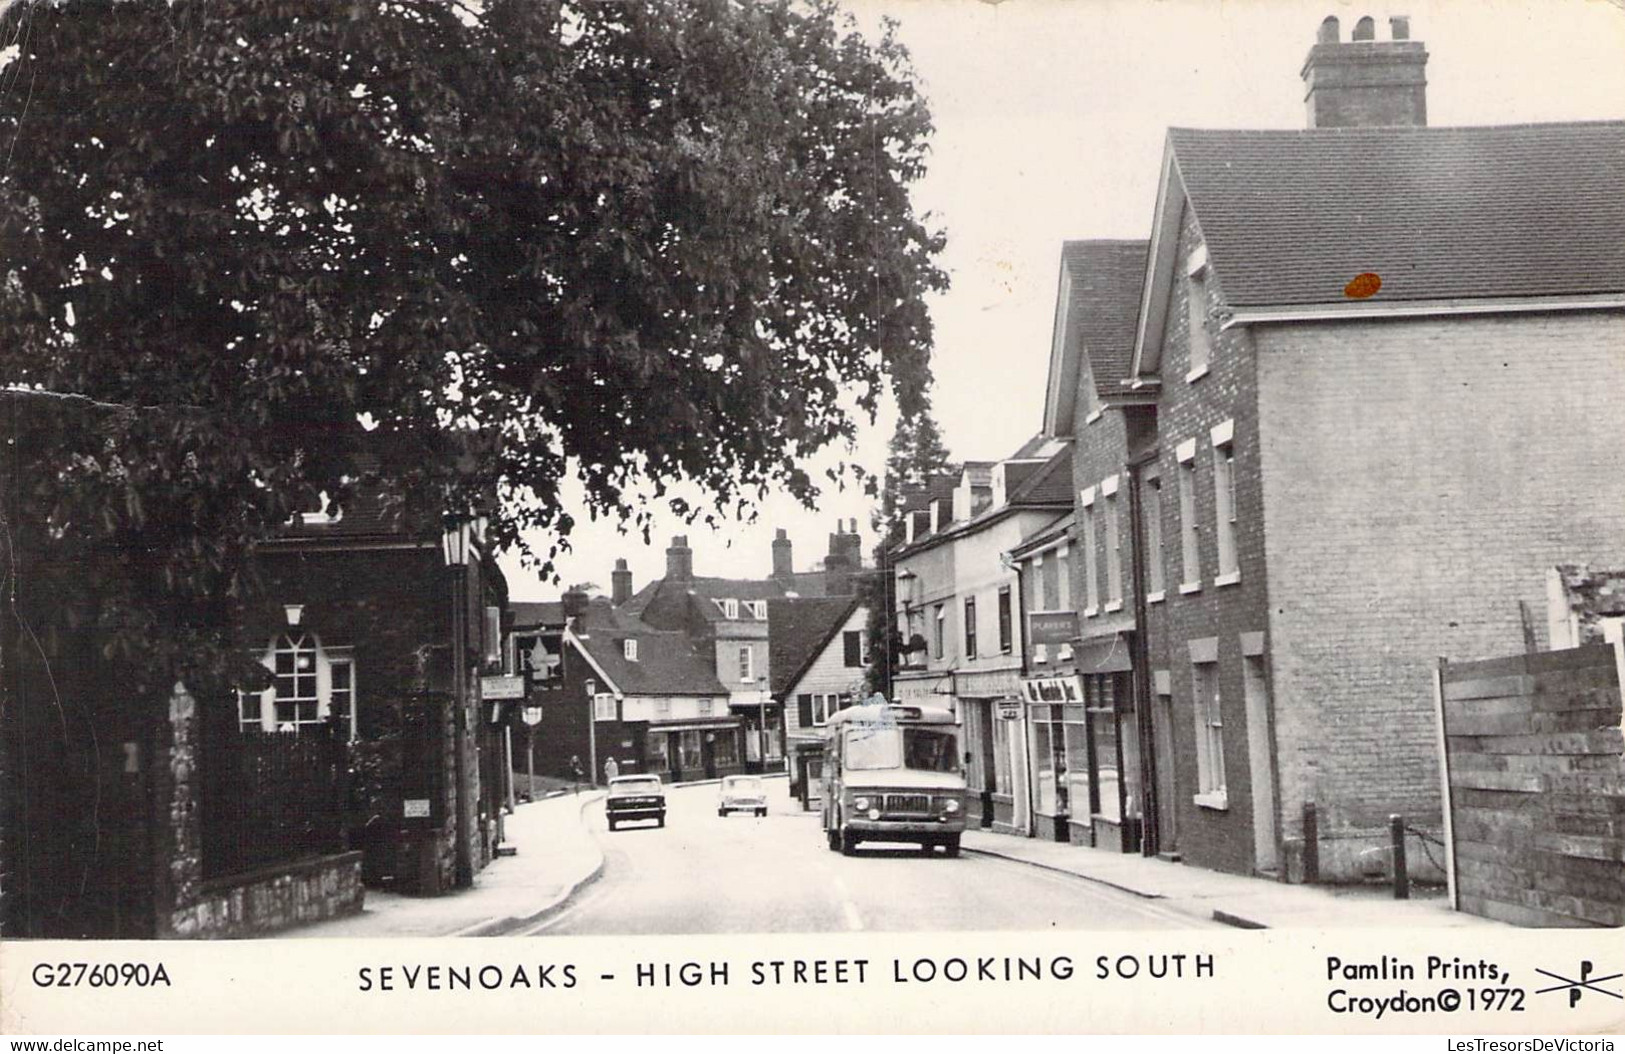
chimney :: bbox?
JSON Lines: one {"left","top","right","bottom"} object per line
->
{"left": 825, "top": 520, "right": 859, "bottom": 596}
{"left": 771, "top": 528, "right": 793, "bottom": 580}
{"left": 665, "top": 535, "right": 693, "bottom": 582}
{"left": 1300, "top": 14, "right": 1427, "bottom": 129}
{"left": 562, "top": 586, "right": 590, "bottom": 626}
{"left": 611, "top": 558, "right": 633, "bottom": 605}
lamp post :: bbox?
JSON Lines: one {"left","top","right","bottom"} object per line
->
{"left": 758, "top": 678, "right": 771, "bottom": 775}
{"left": 440, "top": 520, "right": 475, "bottom": 890}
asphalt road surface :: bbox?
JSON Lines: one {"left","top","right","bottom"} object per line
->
{"left": 523, "top": 779, "right": 1208, "bottom": 935}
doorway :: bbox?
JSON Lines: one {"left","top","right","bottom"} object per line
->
{"left": 1242, "top": 655, "right": 1279, "bottom": 873}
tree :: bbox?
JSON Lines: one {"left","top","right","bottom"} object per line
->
{"left": 0, "top": 0, "right": 947, "bottom": 692}
{"left": 862, "top": 403, "right": 956, "bottom": 695}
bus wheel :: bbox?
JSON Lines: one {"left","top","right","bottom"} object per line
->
{"left": 840, "top": 828, "right": 858, "bottom": 856}
{"left": 943, "top": 835, "right": 961, "bottom": 858}
{"left": 827, "top": 827, "right": 840, "bottom": 852}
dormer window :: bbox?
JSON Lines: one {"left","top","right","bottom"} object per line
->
{"left": 623, "top": 639, "right": 638, "bottom": 662}
{"left": 724, "top": 598, "right": 739, "bottom": 619}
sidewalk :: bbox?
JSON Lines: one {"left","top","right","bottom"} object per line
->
{"left": 283, "top": 790, "right": 605, "bottom": 938}
{"left": 960, "top": 829, "right": 1505, "bottom": 929}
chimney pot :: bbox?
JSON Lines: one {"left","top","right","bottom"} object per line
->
{"left": 665, "top": 536, "right": 693, "bottom": 581}
{"left": 1352, "top": 15, "right": 1375, "bottom": 41}
{"left": 1317, "top": 15, "right": 1340, "bottom": 43}
{"left": 562, "top": 587, "right": 590, "bottom": 624}
{"left": 1389, "top": 15, "right": 1410, "bottom": 40}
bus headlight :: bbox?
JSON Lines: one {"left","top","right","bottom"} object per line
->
{"left": 867, "top": 808, "right": 881, "bottom": 820}
{"left": 943, "top": 799, "right": 961, "bottom": 813}
{"left": 853, "top": 796, "right": 871, "bottom": 811}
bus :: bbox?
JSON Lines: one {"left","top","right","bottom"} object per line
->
{"left": 821, "top": 700, "right": 967, "bottom": 857}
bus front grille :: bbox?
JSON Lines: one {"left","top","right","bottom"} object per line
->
{"left": 884, "top": 794, "right": 931, "bottom": 814}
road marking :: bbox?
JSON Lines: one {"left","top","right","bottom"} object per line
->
{"left": 829, "top": 874, "right": 865, "bottom": 932}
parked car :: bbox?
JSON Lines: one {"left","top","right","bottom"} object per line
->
{"left": 606, "top": 774, "right": 666, "bottom": 831}
{"left": 717, "top": 775, "right": 767, "bottom": 818}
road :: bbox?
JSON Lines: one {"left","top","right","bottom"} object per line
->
{"left": 522, "top": 779, "right": 1208, "bottom": 935}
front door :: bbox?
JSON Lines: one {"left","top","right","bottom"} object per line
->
{"left": 667, "top": 734, "right": 683, "bottom": 783}
{"left": 1243, "top": 656, "right": 1279, "bottom": 873}
{"left": 702, "top": 734, "right": 717, "bottom": 780}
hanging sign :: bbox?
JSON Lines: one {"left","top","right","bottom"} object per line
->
{"left": 522, "top": 706, "right": 544, "bottom": 727}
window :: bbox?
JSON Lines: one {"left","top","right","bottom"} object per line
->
{"left": 933, "top": 604, "right": 946, "bottom": 659}
{"left": 737, "top": 645, "right": 753, "bottom": 683}
{"left": 859, "top": 631, "right": 871, "bottom": 665}
{"left": 1080, "top": 489, "right": 1099, "bottom": 612}
{"left": 723, "top": 598, "right": 739, "bottom": 620}
{"left": 1212, "top": 424, "right": 1239, "bottom": 583}
{"left": 753, "top": 601, "right": 768, "bottom": 619}
{"left": 238, "top": 633, "right": 360, "bottom": 737}
{"left": 273, "top": 632, "right": 320, "bottom": 728}
{"left": 483, "top": 605, "right": 502, "bottom": 666}
{"left": 1144, "top": 476, "right": 1166, "bottom": 599}
{"left": 1192, "top": 662, "right": 1226, "bottom": 803}
{"left": 998, "top": 587, "right": 1013, "bottom": 653}
{"left": 328, "top": 653, "right": 355, "bottom": 740}
{"left": 1104, "top": 491, "right": 1123, "bottom": 609}
{"left": 813, "top": 692, "right": 842, "bottom": 726}
{"left": 964, "top": 596, "right": 977, "bottom": 658}
{"left": 1056, "top": 546, "right": 1072, "bottom": 613}
{"left": 1177, "top": 442, "right": 1201, "bottom": 591}
{"left": 1033, "top": 642, "right": 1049, "bottom": 665}
{"left": 594, "top": 693, "right": 618, "bottom": 722}
{"left": 623, "top": 638, "right": 639, "bottom": 662}
{"left": 1186, "top": 246, "right": 1211, "bottom": 380}
{"left": 654, "top": 696, "right": 672, "bottom": 719}
{"left": 843, "top": 630, "right": 863, "bottom": 668}
{"left": 697, "top": 697, "right": 714, "bottom": 716}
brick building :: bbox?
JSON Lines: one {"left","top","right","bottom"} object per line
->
{"left": 1053, "top": 18, "right": 1625, "bottom": 881}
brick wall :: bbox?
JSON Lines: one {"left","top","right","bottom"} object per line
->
{"left": 1256, "top": 309, "right": 1625, "bottom": 879}
{"left": 1139, "top": 203, "right": 1273, "bottom": 877}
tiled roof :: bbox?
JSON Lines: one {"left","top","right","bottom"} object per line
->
{"left": 1007, "top": 445, "right": 1074, "bottom": 506}
{"left": 767, "top": 596, "right": 862, "bottom": 697}
{"left": 1170, "top": 122, "right": 1625, "bottom": 307}
{"left": 1551, "top": 564, "right": 1625, "bottom": 643}
{"left": 1062, "top": 240, "right": 1149, "bottom": 397}
{"left": 510, "top": 601, "right": 564, "bottom": 629}
{"left": 572, "top": 599, "right": 728, "bottom": 696}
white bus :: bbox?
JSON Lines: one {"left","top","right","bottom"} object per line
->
{"left": 821, "top": 701, "right": 967, "bottom": 857}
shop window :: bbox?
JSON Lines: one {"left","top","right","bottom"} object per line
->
{"left": 1062, "top": 702, "right": 1090, "bottom": 822}
{"left": 680, "top": 730, "right": 703, "bottom": 771}
{"left": 712, "top": 731, "right": 739, "bottom": 766}
{"left": 991, "top": 707, "right": 1014, "bottom": 796}
{"left": 1192, "top": 661, "right": 1227, "bottom": 805}
{"left": 1029, "top": 706, "right": 1059, "bottom": 817}
{"left": 998, "top": 587, "right": 1013, "bottom": 653}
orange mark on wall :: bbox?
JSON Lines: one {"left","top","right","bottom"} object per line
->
{"left": 1344, "top": 272, "right": 1382, "bottom": 299}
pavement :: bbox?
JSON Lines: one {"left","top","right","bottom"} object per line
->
{"left": 959, "top": 828, "right": 1507, "bottom": 929}
{"left": 282, "top": 789, "right": 606, "bottom": 938}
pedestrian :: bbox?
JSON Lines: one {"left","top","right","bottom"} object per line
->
{"left": 604, "top": 755, "right": 620, "bottom": 782}
{"left": 570, "top": 754, "right": 584, "bottom": 795}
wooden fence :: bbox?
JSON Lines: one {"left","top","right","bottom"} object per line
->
{"left": 1436, "top": 639, "right": 1624, "bottom": 927}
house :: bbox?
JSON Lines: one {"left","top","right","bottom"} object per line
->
{"left": 618, "top": 525, "right": 865, "bottom": 772}
{"left": 1058, "top": 17, "right": 1625, "bottom": 881}
{"left": 240, "top": 480, "right": 511, "bottom": 897}
{"left": 531, "top": 589, "right": 736, "bottom": 784}
{"left": 769, "top": 595, "right": 869, "bottom": 793}
{"left": 890, "top": 440, "right": 1074, "bottom": 834}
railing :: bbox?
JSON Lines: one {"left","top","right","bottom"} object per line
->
{"left": 200, "top": 715, "right": 348, "bottom": 882}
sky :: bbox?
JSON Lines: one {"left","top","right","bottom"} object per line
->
{"left": 500, "top": 0, "right": 1625, "bottom": 601}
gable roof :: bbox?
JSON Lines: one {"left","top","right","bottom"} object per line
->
{"left": 767, "top": 595, "right": 863, "bottom": 697}
{"left": 1009, "top": 511, "right": 1075, "bottom": 560}
{"left": 1041, "top": 240, "right": 1151, "bottom": 435}
{"left": 895, "top": 444, "right": 1074, "bottom": 558}
{"left": 1179, "top": 121, "right": 1625, "bottom": 308}
{"left": 569, "top": 598, "right": 728, "bottom": 697}
{"left": 1133, "top": 120, "right": 1625, "bottom": 378}
{"left": 509, "top": 601, "right": 564, "bottom": 630}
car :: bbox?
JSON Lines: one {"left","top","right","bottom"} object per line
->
{"left": 717, "top": 774, "right": 767, "bottom": 818}
{"left": 605, "top": 774, "right": 666, "bottom": 831}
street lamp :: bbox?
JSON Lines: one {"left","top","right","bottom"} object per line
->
{"left": 441, "top": 519, "right": 475, "bottom": 889}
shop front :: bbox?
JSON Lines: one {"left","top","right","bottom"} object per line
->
{"left": 957, "top": 668, "right": 1026, "bottom": 836}
{"left": 645, "top": 719, "right": 744, "bottom": 783}
{"left": 1074, "top": 634, "right": 1144, "bottom": 853}
{"left": 1021, "top": 676, "right": 1086, "bottom": 843}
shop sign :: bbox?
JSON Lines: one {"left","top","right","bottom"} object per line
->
{"left": 481, "top": 673, "right": 526, "bottom": 700}
{"left": 403, "top": 799, "right": 431, "bottom": 819}
{"left": 1027, "top": 611, "right": 1079, "bottom": 649}
{"left": 996, "top": 699, "right": 1023, "bottom": 720}
{"left": 1022, "top": 677, "right": 1082, "bottom": 704}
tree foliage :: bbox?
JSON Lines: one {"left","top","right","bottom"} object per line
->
{"left": 0, "top": 0, "right": 946, "bottom": 690}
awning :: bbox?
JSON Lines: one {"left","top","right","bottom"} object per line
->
{"left": 646, "top": 719, "right": 741, "bottom": 732}
{"left": 1073, "top": 634, "right": 1134, "bottom": 674}
{"left": 728, "top": 699, "right": 782, "bottom": 711}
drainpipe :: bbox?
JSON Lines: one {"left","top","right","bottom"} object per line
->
{"left": 1126, "top": 456, "right": 1161, "bottom": 858}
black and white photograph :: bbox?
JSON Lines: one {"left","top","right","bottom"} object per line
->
{"left": 1, "top": 0, "right": 1622, "bottom": 1036}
